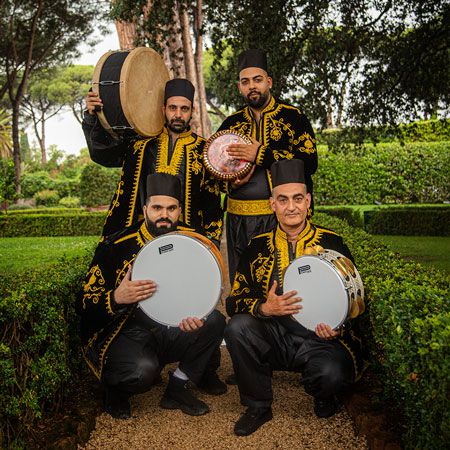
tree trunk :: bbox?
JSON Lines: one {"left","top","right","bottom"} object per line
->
{"left": 11, "top": 101, "right": 21, "bottom": 195}
{"left": 115, "top": 21, "right": 136, "bottom": 50}
{"left": 193, "top": 0, "right": 211, "bottom": 136}
{"left": 325, "top": 98, "right": 334, "bottom": 128}
{"left": 40, "top": 115, "right": 46, "bottom": 165}
{"left": 179, "top": 3, "right": 201, "bottom": 134}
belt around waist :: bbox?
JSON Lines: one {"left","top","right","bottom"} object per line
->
{"left": 227, "top": 198, "right": 273, "bottom": 216}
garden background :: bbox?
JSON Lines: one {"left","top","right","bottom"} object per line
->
{"left": 0, "top": 1, "right": 449, "bottom": 449}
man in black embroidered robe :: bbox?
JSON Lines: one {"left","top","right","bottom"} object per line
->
{"left": 76, "top": 173, "right": 226, "bottom": 420}
{"left": 82, "top": 78, "right": 223, "bottom": 243}
{"left": 224, "top": 159, "right": 364, "bottom": 436}
{"left": 217, "top": 49, "right": 318, "bottom": 282}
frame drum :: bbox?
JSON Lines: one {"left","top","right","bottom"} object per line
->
{"left": 283, "top": 249, "right": 364, "bottom": 331}
{"left": 203, "top": 130, "right": 253, "bottom": 181}
{"left": 92, "top": 47, "right": 169, "bottom": 138}
{"left": 132, "top": 232, "right": 225, "bottom": 326}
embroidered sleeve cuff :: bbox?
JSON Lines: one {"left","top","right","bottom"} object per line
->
{"left": 252, "top": 300, "right": 271, "bottom": 319}
{"left": 108, "top": 290, "right": 128, "bottom": 315}
{"left": 255, "top": 144, "right": 268, "bottom": 166}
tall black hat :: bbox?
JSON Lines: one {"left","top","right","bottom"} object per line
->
{"left": 146, "top": 173, "right": 182, "bottom": 202}
{"left": 164, "top": 78, "right": 195, "bottom": 103}
{"left": 237, "top": 48, "right": 268, "bottom": 73}
{"left": 271, "top": 159, "right": 306, "bottom": 187}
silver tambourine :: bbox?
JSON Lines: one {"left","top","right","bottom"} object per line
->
{"left": 203, "top": 130, "right": 253, "bottom": 181}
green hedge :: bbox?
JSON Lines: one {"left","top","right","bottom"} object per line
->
{"left": 315, "top": 206, "right": 363, "bottom": 228}
{"left": 79, "top": 164, "right": 121, "bottom": 207}
{"left": 365, "top": 207, "right": 450, "bottom": 236}
{"left": 315, "top": 213, "right": 450, "bottom": 450}
{"left": 0, "top": 212, "right": 105, "bottom": 237}
{"left": 317, "top": 118, "right": 450, "bottom": 146}
{"left": 0, "top": 254, "right": 92, "bottom": 448}
{"left": 2, "top": 207, "right": 85, "bottom": 215}
{"left": 314, "top": 141, "right": 450, "bottom": 205}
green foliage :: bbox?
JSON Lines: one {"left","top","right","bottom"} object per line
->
{"left": 33, "top": 190, "right": 60, "bottom": 207}
{"left": 315, "top": 206, "right": 364, "bottom": 228}
{"left": 365, "top": 208, "right": 450, "bottom": 236}
{"left": 0, "top": 254, "right": 92, "bottom": 448}
{"left": 315, "top": 213, "right": 450, "bottom": 450}
{"left": 315, "top": 141, "right": 450, "bottom": 205}
{"left": 0, "top": 213, "right": 105, "bottom": 237}
{"left": 58, "top": 196, "right": 80, "bottom": 208}
{"left": 0, "top": 158, "right": 18, "bottom": 207}
{"left": 1, "top": 207, "right": 84, "bottom": 215}
{"left": 79, "top": 163, "right": 121, "bottom": 207}
{"left": 21, "top": 171, "right": 54, "bottom": 198}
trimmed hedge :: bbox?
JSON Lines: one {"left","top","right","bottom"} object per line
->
{"left": 314, "top": 213, "right": 450, "bottom": 450}
{"left": 0, "top": 212, "right": 105, "bottom": 237}
{"left": 315, "top": 141, "right": 450, "bottom": 205}
{"left": 2, "top": 207, "right": 85, "bottom": 215}
{"left": 365, "top": 207, "right": 450, "bottom": 236}
{"left": 315, "top": 206, "right": 363, "bottom": 228}
{"left": 0, "top": 254, "right": 92, "bottom": 448}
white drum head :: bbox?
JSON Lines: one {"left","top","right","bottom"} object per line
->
{"left": 283, "top": 255, "right": 349, "bottom": 331}
{"left": 132, "top": 234, "right": 222, "bottom": 326}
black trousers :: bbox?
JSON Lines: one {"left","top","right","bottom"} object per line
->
{"left": 103, "top": 309, "right": 226, "bottom": 395}
{"left": 224, "top": 314, "right": 354, "bottom": 409}
{"left": 226, "top": 212, "right": 277, "bottom": 284}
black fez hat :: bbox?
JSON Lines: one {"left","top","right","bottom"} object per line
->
{"left": 271, "top": 159, "right": 306, "bottom": 187}
{"left": 146, "top": 173, "right": 182, "bottom": 202}
{"left": 237, "top": 48, "right": 268, "bottom": 73}
{"left": 164, "top": 78, "right": 195, "bottom": 103}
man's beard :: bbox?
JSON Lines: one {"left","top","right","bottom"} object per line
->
{"left": 167, "top": 117, "right": 189, "bottom": 133}
{"left": 145, "top": 217, "right": 178, "bottom": 236}
{"left": 245, "top": 90, "right": 270, "bottom": 109}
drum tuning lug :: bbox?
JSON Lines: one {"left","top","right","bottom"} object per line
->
{"left": 112, "top": 125, "right": 134, "bottom": 130}
{"left": 98, "top": 80, "right": 123, "bottom": 86}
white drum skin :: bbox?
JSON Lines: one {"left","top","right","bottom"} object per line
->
{"left": 283, "top": 254, "right": 350, "bottom": 331}
{"left": 132, "top": 234, "right": 223, "bottom": 326}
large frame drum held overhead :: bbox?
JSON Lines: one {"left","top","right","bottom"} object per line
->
{"left": 132, "top": 231, "right": 225, "bottom": 327}
{"left": 283, "top": 248, "right": 364, "bottom": 331}
{"left": 92, "top": 47, "right": 169, "bottom": 139}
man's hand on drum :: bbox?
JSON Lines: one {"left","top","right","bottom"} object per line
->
{"left": 232, "top": 164, "right": 255, "bottom": 189}
{"left": 259, "top": 280, "right": 302, "bottom": 316}
{"left": 85, "top": 90, "right": 103, "bottom": 115}
{"left": 114, "top": 266, "right": 156, "bottom": 305}
{"left": 227, "top": 137, "right": 260, "bottom": 163}
{"left": 315, "top": 323, "right": 339, "bottom": 340}
{"left": 179, "top": 317, "right": 204, "bottom": 332}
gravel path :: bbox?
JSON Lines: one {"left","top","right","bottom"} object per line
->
{"left": 80, "top": 237, "right": 368, "bottom": 450}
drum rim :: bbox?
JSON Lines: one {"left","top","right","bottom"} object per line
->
{"left": 203, "top": 130, "right": 254, "bottom": 181}
{"left": 120, "top": 47, "right": 169, "bottom": 137}
{"left": 283, "top": 254, "right": 350, "bottom": 330}
{"left": 132, "top": 232, "right": 224, "bottom": 327}
{"left": 92, "top": 49, "right": 121, "bottom": 139}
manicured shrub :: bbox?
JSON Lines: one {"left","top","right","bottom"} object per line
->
{"left": 2, "top": 207, "right": 84, "bottom": 215}
{"left": 79, "top": 163, "right": 121, "bottom": 207}
{"left": 314, "top": 141, "right": 450, "bottom": 205}
{"left": 315, "top": 206, "right": 363, "bottom": 228}
{"left": 365, "top": 207, "right": 450, "bottom": 236}
{"left": 58, "top": 196, "right": 81, "bottom": 208}
{"left": 34, "top": 189, "right": 60, "bottom": 207}
{"left": 315, "top": 213, "right": 450, "bottom": 450}
{"left": 21, "top": 171, "right": 55, "bottom": 198}
{"left": 0, "top": 212, "right": 105, "bottom": 237}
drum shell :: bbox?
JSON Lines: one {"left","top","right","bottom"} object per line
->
{"left": 131, "top": 232, "right": 224, "bottom": 326}
{"left": 92, "top": 47, "right": 169, "bottom": 139}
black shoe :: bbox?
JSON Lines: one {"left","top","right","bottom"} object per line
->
{"left": 197, "top": 372, "right": 227, "bottom": 395}
{"left": 160, "top": 371, "right": 210, "bottom": 416}
{"left": 225, "top": 373, "right": 237, "bottom": 385}
{"left": 234, "top": 407, "right": 273, "bottom": 436}
{"left": 104, "top": 387, "right": 131, "bottom": 420}
{"left": 313, "top": 396, "right": 339, "bottom": 418}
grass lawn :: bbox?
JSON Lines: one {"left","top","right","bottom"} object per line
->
{"left": 0, "top": 236, "right": 98, "bottom": 273}
{"left": 375, "top": 235, "right": 450, "bottom": 274}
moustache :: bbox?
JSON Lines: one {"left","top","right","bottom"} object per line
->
{"left": 156, "top": 217, "right": 173, "bottom": 226}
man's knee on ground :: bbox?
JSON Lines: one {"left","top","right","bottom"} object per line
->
{"left": 203, "top": 309, "right": 226, "bottom": 336}
{"left": 224, "top": 314, "right": 258, "bottom": 342}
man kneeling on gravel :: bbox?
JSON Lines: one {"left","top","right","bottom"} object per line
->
{"left": 224, "top": 159, "right": 365, "bottom": 436}
{"left": 76, "top": 173, "right": 226, "bottom": 419}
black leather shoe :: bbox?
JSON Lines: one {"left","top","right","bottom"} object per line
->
{"left": 197, "top": 372, "right": 227, "bottom": 395}
{"left": 234, "top": 407, "right": 273, "bottom": 436}
{"left": 104, "top": 387, "right": 131, "bottom": 420}
{"left": 160, "top": 371, "right": 210, "bottom": 416}
{"left": 313, "top": 397, "right": 339, "bottom": 418}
